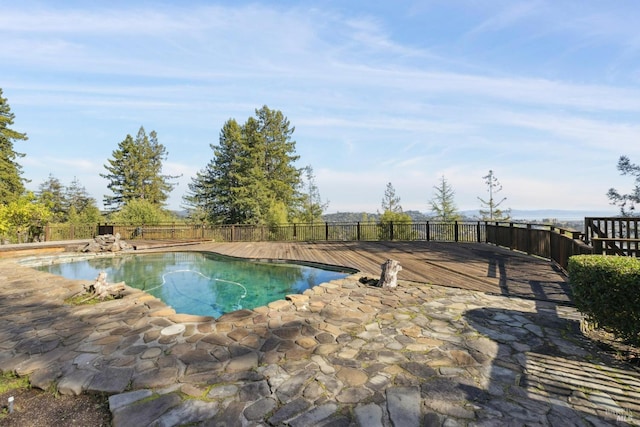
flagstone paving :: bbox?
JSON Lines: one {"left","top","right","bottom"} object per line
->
{"left": 0, "top": 256, "right": 639, "bottom": 426}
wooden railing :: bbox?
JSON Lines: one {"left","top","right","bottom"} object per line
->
{"left": 85, "top": 221, "right": 488, "bottom": 244}
{"left": 585, "top": 217, "right": 640, "bottom": 257}
{"left": 486, "top": 222, "right": 593, "bottom": 270}
{"left": 41, "top": 220, "right": 604, "bottom": 270}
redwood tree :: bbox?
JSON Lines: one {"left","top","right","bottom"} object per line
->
{"left": 102, "top": 127, "right": 178, "bottom": 210}
{"left": 0, "top": 88, "right": 28, "bottom": 204}
{"left": 185, "top": 106, "right": 302, "bottom": 224}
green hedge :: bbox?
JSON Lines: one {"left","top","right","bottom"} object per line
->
{"left": 568, "top": 255, "right": 640, "bottom": 345}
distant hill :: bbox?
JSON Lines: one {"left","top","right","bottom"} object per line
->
{"left": 322, "top": 210, "right": 433, "bottom": 223}
{"left": 460, "top": 209, "right": 618, "bottom": 221}
{"left": 323, "top": 209, "right": 618, "bottom": 223}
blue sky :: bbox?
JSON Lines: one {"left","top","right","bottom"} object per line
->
{"left": 2, "top": 0, "right": 639, "bottom": 215}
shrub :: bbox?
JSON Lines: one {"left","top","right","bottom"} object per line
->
{"left": 568, "top": 255, "right": 640, "bottom": 345}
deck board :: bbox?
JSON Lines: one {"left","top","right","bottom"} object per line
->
{"left": 189, "top": 241, "right": 572, "bottom": 304}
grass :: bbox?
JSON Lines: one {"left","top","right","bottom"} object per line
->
{"left": 0, "top": 372, "right": 29, "bottom": 395}
{"left": 64, "top": 293, "right": 102, "bottom": 305}
{"left": 0, "top": 372, "right": 30, "bottom": 418}
{"left": 64, "top": 291, "right": 116, "bottom": 306}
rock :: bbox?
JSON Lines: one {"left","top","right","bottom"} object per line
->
{"left": 386, "top": 386, "right": 421, "bottom": 427}
{"left": 81, "top": 234, "right": 132, "bottom": 253}
{"left": 111, "top": 393, "right": 182, "bottom": 427}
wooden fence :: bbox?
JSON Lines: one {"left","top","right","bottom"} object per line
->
{"left": 486, "top": 222, "right": 593, "bottom": 270}
{"left": 64, "top": 221, "right": 487, "bottom": 243}
{"left": 584, "top": 217, "right": 640, "bottom": 257}
{"left": 41, "top": 220, "right": 606, "bottom": 269}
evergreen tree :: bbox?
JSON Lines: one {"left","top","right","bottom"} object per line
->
{"left": 430, "top": 176, "right": 460, "bottom": 222}
{"left": 0, "top": 88, "right": 28, "bottom": 204}
{"left": 36, "top": 175, "right": 102, "bottom": 223}
{"left": 381, "top": 182, "right": 403, "bottom": 214}
{"left": 378, "top": 182, "right": 412, "bottom": 240}
{"left": 65, "top": 177, "right": 101, "bottom": 223}
{"left": 607, "top": 155, "right": 640, "bottom": 215}
{"left": 184, "top": 119, "right": 247, "bottom": 224}
{"left": 185, "top": 106, "right": 302, "bottom": 224}
{"left": 37, "top": 174, "right": 66, "bottom": 223}
{"left": 101, "top": 127, "right": 178, "bottom": 210}
{"left": 478, "top": 170, "right": 511, "bottom": 221}
{"left": 297, "top": 166, "right": 329, "bottom": 223}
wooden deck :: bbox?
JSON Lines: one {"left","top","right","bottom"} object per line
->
{"left": 189, "top": 241, "right": 572, "bottom": 305}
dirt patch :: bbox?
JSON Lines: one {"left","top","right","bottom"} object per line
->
{"left": 584, "top": 328, "right": 640, "bottom": 368}
{"left": 0, "top": 388, "right": 111, "bottom": 427}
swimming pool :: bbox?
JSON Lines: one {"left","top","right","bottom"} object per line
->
{"left": 33, "top": 251, "right": 355, "bottom": 318}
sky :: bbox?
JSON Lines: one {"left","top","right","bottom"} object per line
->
{"left": 2, "top": 0, "right": 639, "bottom": 216}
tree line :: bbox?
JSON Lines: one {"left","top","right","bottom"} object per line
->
{"left": 2, "top": 87, "right": 640, "bottom": 243}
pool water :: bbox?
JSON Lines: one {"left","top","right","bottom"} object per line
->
{"left": 35, "top": 251, "right": 354, "bottom": 318}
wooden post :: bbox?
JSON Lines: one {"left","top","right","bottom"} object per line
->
{"left": 593, "top": 238, "right": 603, "bottom": 254}
{"left": 509, "top": 222, "right": 514, "bottom": 250}
{"left": 376, "top": 259, "right": 402, "bottom": 289}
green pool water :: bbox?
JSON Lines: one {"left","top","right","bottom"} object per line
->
{"left": 35, "top": 251, "right": 355, "bottom": 318}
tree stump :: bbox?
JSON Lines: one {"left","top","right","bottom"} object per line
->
{"left": 377, "top": 259, "right": 402, "bottom": 289}
{"left": 84, "top": 271, "right": 126, "bottom": 300}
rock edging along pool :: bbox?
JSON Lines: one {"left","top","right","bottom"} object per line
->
{"left": 28, "top": 251, "right": 357, "bottom": 318}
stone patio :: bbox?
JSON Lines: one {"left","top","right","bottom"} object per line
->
{"left": 0, "top": 253, "right": 639, "bottom": 426}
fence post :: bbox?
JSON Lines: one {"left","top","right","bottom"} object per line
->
{"left": 593, "top": 238, "right": 603, "bottom": 254}
{"left": 509, "top": 222, "right": 514, "bottom": 250}
{"left": 454, "top": 221, "right": 459, "bottom": 242}
{"left": 390, "top": 221, "right": 394, "bottom": 241}
{"left": 485, "top": 221, "right": 490, "bottom": 243}
{"left": 526, "top": 223, "right": 532, "bottom": 255}
{"left": 357, "top": 222, "right": 361, "bottom": 241}
{"left": 426, "top": 221, "right": 430, "bottom": 241}
{"left": 325, "top": 222, "right": 329, "bottom": 241}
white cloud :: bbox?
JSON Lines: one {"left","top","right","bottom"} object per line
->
{"left": 5, "top": 1, "right": 640, "bottom": 214}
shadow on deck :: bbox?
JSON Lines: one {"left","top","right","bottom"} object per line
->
{"left": 189, "top": 241, "right": 572, "bottom": 305}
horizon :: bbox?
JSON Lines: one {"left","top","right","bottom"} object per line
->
{"left": 3, "top": 1, "right": 640, "bottom": 214}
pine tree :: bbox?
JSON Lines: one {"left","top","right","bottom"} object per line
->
{"left": 185, "top": 106, "right": 302, "bottom": 224}
{"left": 101, "top": 127, "right": 178, "bottom": 210}
{"left": 297, "top": 166, "right": 329, "bottom": 223}
{"left": 430, "top": 176, "right": 460, "bottom": 222}
{"left": 37, "top": 174, "right": 66, "bottom": 223}
{"left": 607, "top": 156, "right": 640, "bottom": 216}
{"left": 478, "top": 170, "right": 510, "bottom": 221}
{"left": 381, "top": 182, "right": 401, "bottom": 213}
{"left": 65, "top": 177, "right": 101, "bottom": 223}
{"left": 185, "top": 119, "right": 250, "bottom": 224}
{"left": 0, "top": 88, "right": 28, "bottom": 204}
{"left": 378, "top": 182, "right": 411, "bottom": 240}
